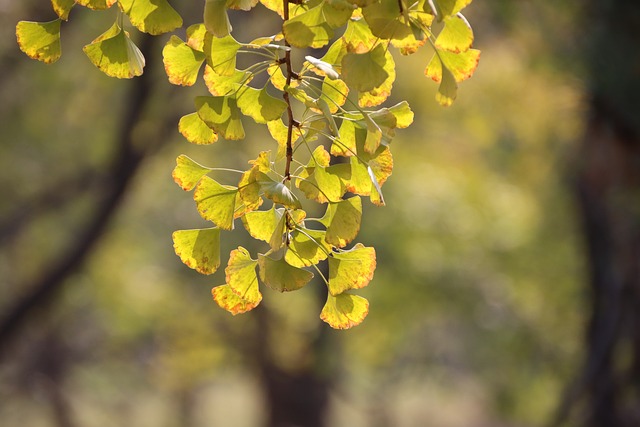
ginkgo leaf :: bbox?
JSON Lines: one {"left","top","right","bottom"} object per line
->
{"left": 212, "top": 284, "right": 258, "bottom": 315}
{"left": 172, "top": 228, "right": 221, "bottom": 274}
{"left": 178, "top": 113, "right": 218, "bottom": 145}
{"left": 320, "top": 293, "right": 369, "bottom": 329}
{"left": 185, "top": 23, "right": 207, "bottom": 51}
{"left": 204, "top": 0, "right": 231, "bottom": 37}
{"left": 195, "top": 95, "right": 245, "bottom": 140}
{"left": 236, "top": 151, "right": 270, "bottom": 213}
{"left": 284, "top": 228, "right": 331, "bottom": 268}
{"left": 433, "top": 0, "right": 472, "bottom": 20}
{"left": 51, "top": 0, "right": 75, "bottom": 20}
{"left": 343, "top": 17, "right": 376, "bottom": 53}
{"left": 172, "top": 154, "right": 213, "bottom": 191}
{"left": 358, "top": 47, "right": 396, "bottom": 107}
{"left": 76, "top": 0, "right": 117, "bottom": 10}
{"left": 226, "top": 247, "right": 261, "bottom": 304}
{"left": 204, "top": 66, "right": 251, "bottom": 96}
{"left": 320, "top": 78, "right": 348, "bottom": 113}
{"left": 267, "top": 119, "right": 301, "bottom": 161}
{"left": 258, "top": 173, "right": 302, "bottom": 209}
{"left": 362, "top": 0, "right": 412, "bottom": 40}
{"left": 388, "top": 101, "right": 414, "bottom": 128}
{"left": 435, "top": 13, "right": 474, "bottom": 53}
{"left": 425, "top": 48, "right": 480, "bottom": 82}
{"left": 283, "top": 3, "right": 333, "bottom": 48}
{"left": 434, "top": 65, "right": 457, "bottom": 107}
{"left": 16, "top": 19, "right": 62, "bottom": 64}
{"left": 341, "top": 44, "right": 388, "bottom": 93}
{"left": 236, "top": 86, "right": 287, "bottom": 124}
{"left": 389, "top": 17, "right": 429, "bottom": 55}
{"left": 322, "top": 0, "right": 355, "bottom": 28}
{"left": 163, "top": 35, "right": 206, "bottom": 86}
{"left": 320, "top": 196, "right": 362, "bottom": 248}
{"left": 297, "top": 164, "right": 346, "bottom": 204}
{"left": 118, "top": 0, "right": 182, "bottom": 35}
{"left": 193, "top": 176, "right": 238, "bottom": 230}
{"left": 203, "top": 33, "right": 241, "bottom": 76}
{"left": 83, "top": 22, "right": 145, "bottom": 79}
{"left": 327, "top": 243, "right": 375, "bottom": 295}
{"left": 258, "top": 254, "right": 313, "bottom": 292}
{"left": 227, "top": 0, "right": 259, "bottom": 10}
{"left": 241, "top": 205, "right": 280, "bottom": 244}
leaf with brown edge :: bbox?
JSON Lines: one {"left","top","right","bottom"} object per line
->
{"left": 172, "top": 228, "right": 221, "bottom": 274}
{"left": 16, "top": 19, "right": 62, "bottom": 64}
{"left": 320, "top": 293, "right": 369, "bottom": 329}
{"left": 212, "top": 284, "right": 259, "bottom": 315}
{"left": 119, "top": 0, "right": 182, "bottom": 35}
{"left": 51, "top": 0, "right": 75, "bottom": 20}
{"left": 226, "top": 247, "right": 262, "bottom": 304}
{"left": 320, "top": 196, "right": 362, "bottom": 248}
{"left": 357, "top": 47, "right": 396, "bottom": 108}
{"left": 75, "top": 0, "right": 116, "bottom": 10}
{"left": 162, "top": 35, "right": 206, "bottom": 86}
{"left": 193, "top": 176, "right": 238, "bottom": 230}
{"left": 83, "top": 22, "right": 145, "bottom": 79}
{"left": 172, "top": 154, "right": 213, "bottom": 191}
{"left": 178, "top": 113, "right": 218, "bottom": 145}
{"left": 435, "top": 13, "right": 474, "bottom": 53}
{"left": 258, "top": 254, "right": 313, "bottom": 292}
{"left": 327, "top": 243, "right": 375, "bottom": 295}
{"left": 204, "top": 66, "right": 251, "bottom": 97}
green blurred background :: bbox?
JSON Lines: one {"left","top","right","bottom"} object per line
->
{"left": 0, "top": 1, "right": 593, "bottom": 426}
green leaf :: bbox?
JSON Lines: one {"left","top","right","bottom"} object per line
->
{"left": 236, "top": 86, "right": 287, "bottom": 124}
{"left": 327, "top": 243, "right": 376, "bottom": 295}
{"left": 358, "top": 47, "right": 396, "bottom": 107}
{"left": 435, "top": 13, "right": 474, "bottom": 53}
{"left": 193, "top": 176, "right": 238, "bottom": 230}
{"left": 16, "top": 19, "right": 62, "bottom": 64}
{"left": 283, "top": 3, "right": 333, "bottom": 48}
{"left": 195, "top": 95, "right": 245, "bottom": 140}
{"left": 172, "top": 154, "right": 213, "bottom": 191}
{"left": 172, "top": 228, "right": 221, "bottom": 274}
{"left": 51, "top": 0, "right": 75, "bottom": 20}
{"left": 258, "top": 173, "right": 302, "bottom": 209}
{"left": 322, "top": 1, "right": 355, "bottom": 28}
{"left": 285, "top": 228, "right": 331, "bottom": 267}
{"left": 242, "top": 205, "right": 281, "bottom": 246}
{"left": 83, "top": 22, "right": 145, "bottom": 79}
{"left": 203, "top": 34, "right": 241, "bottom": 76}
{"left": 433, "top": 0, "right": 472, "bottom": 20}
{"left": 362, "top": 0, "right": 412, "bottom": 40}
{"left": 226, "top": 247, "right": 262, "bottom": 304}
{"left": 212, "top": 284, "right": 259, "bottom": 315}
{"left": 343, "top": 18, "right": 377, "bottom": 53}
{"left": 178, "top": 113, "right": 218, "bottom": 145}
{"left": 341, "top": 44, "right": 389, "bottom": 93}
{"left": 388, "top": 101, "right": 414, "bottom": 128}
{"left": 118, "top": 0, "right": 182, "bottom": 35}
{"left": 76, "top": 0, "right": 117, "bottom": 10}
{"left": 425, "top": 48, "right": 480, "bottom": 106}
{"left": 320, "top": 78, "right": 349, "bottom": 113}
{"left": 227, "top": 0, "right": 259, "bottom": 10}
{"left": 204, "top": 66, "right": 251, "bottom": 96}
{"left": 162, "top": 35, "right": 206, "bottom": 86}
{"left": 258, "top": 254, "right": 313, "bottom": 292}
{"left": 204, "top": 0, "right": 231, "bottom": 37}
{"left": 320, "top": 293, "right": 369, "bottom": 329}
{"left": 320, "top": 196, "right": 362, "bottom": 248}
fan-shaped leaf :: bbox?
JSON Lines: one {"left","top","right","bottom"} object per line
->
{"left": 435, "top": 13, "right": 473, "bottom": 53}
{"left": 172, "top": 228, "right": 221, "bottom": 274}
{"left": 204, "top": 0, "right": 231, "bottom": 37}
{"left": 118, "top": 0, "right": 182, "bottom": 35}
{"left": 51, "top": 0, "right": 75, "bottom": 20}
{"left": 16, "top": 19, "right": 62, "bottom": 64}
{"left": 327, "top": 243, "right": 375, "bottom": 295}
{"left": 76, "top": 0, "right": 116, "bottom": 10}
{"left": 204, "top": 66, "right": 251, "bottom": 96}
{"left": 178, "top": 113, "right": 218, "bottom": 145}
{"left": 357, "top": 46, "right": 395, "bottom": 107}
{"left": 203, "top": 33, "right": 241, "bottom": 76}
{"left": 172, "top": 154, "right": 213, "bottom": 191}
{"left": 195, "top": 95, "right": 245, "bottom": 140}
{"left": 236, "top": 86, "right": 287, "bottom": 124}
{"left": 226, "top": 247, "right": 261, "bottom": 304}
{"left": 320, "top": 196, "right": 362, "bottom": 248}
{"left": 258, "top": 173, "right": 302, "bottom": 209}
{"left": 193, "top": 176, "right": 238, "bottom": 229}
{"left": 258, "top": 254, "right": 313, "bottom": 292}
{"left": 283, "top": 3, "right": 332, "bottom": 48}
{"left": 341, "top": 44, "right": 388, "bottom": 93}
{"left": 212, "top": 284, "right": 258, "bottom": 315}
{"left": 83, "top": 22, "right": 145, "bottom": 79}
{"left": 320, "top": 293, "right": 369, "bottom": 329}
{"left": 433, "top": 0, "right": 472, "bottom": 20}
{"left": 162, "top": 35, "right": 206, "bottom": 86}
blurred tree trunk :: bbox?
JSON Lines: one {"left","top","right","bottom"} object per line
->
{"left": 558, "top": 1, "right": 640, "bottom": 426}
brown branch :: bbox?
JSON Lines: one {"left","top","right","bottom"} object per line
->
{"left": 282, "top": 0, "right": 295, "bottom": 181}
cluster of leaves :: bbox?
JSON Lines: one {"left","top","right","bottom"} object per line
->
{"left": 16, "top": 0, "right": 479, "bottom": 328}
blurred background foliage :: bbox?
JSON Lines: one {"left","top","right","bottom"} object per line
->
{"left": 0, "top": 1, "right": 589, "bottom": 426}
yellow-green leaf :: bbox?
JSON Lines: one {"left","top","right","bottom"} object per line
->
{"left": 172, "top": 154, "right": 213, "bottom": 191}
{"left": 226, "top": 247, "right": 261, "bottom": 304}
{"left": 83, "top": 22, "right": 145, "bottom": 79}
{"left": 258, "top": 254, "right": 313, "bottom": 292}
{"left": 227, "top": 0, "right": 259, "bottom": 10}
{"left": 327, "top": 243, "right": 375, "bottom": 295}
{"left": 76, "top": 0, "right": 117, "bottom": 10}
{"left": 320, "top": 196, "right": 362, "bottom": 248}
{"left": 178, "top": 113, "right": 218, "bottom": 145}
{"left": 425, "top": 48, "right": 480, "bottom": 82}
{"left": 204, "top": 0, "right": 231, "bottom": 37}
{"left": 195, "top": 95, "right": 245, "bottom": 140}
{"left": 193, "top": 176, "right": 238, "bottom": 230}
{"left": 242, "top": 205, "right": 280, "bottom": 245}
{"left": 285, "top": 228, "right": 332, "bottom": 268}
{"left": 186, "top": 23, "right": 207, "bottom": 51}
{"left": 258, "top": 173, "right": 302, "bottom": 209}
{"left": 358, "top": 46, "right": 396, "bottom": 107}
{"left": 172, "top": 228, "right": 221, "bottom": 274}
{"left": 388, "top": 101, "right": 414, "bottom": 128}
{"left": 433, "top": 0, "right": 472, "bottom": 20}
{"left": 320, "top": 293, "right": 369, "bottom": 329}
{"left": 16, "top": 20, "right": 62, "bottom": 64}
{"left": 236, "top": 86, "right": 287, "bottom": 124}
{"left": 283, "top": 3, "right": 333, "bottom": 48}
{"left": 204, "top": 66, "right": 251, "bottom": 96}
{"left": 362, "top": 0, "right": 412, "bottom": 40}
{"left": 212, "top": 284, "right": 258, "bottom": 315}
{"left": 162, "top": 35, "right": 206, "bottom": 86}
{"left": 435, "top": 13, "right": 473, "bottom": 53}
{"left": 51, "top": 0, "right": 75, "bottom": 20}
{"left": 118, "top": 0, "right": 182, "bottom": 35}
{"left": 203, "top": 34, "right": 241, "bottom": 76}
{"left": 341, "top": 44, "right": 388, "bottom": 93}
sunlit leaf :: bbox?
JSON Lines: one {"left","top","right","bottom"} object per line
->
{"left": 178, "top": 113, "right": 218, "bottom": 145}
{"left": 204, "top": 0, "right": 231, "bottom": 37}
{"left": 388, "top": 101, "right": 414, "bottom": 128}
{"left": 203, "top": 66, "right": 251, "bottom": 96}
{"left": 283, "top": 3, "right": 333, "bottom": 48}
{"left": 242, "top": 205, "right": 280, "bottom": 244}
{"left": 358, "top": 47, "right": 396, "bottom": 107}
{"left": 118, "top": 0, "right": 182, "bottom": 35}
{"left": 343, "top": 17, "right": 376, "bottom": 53}
{"left": 285, "top": 228, "right": 331, "bottom": 267}
{"left": 327, "top": 243, "right": 375, "bottom": 295}
{"left": 195, "top": 95, "right": 245, "bottom": 140}
{"left": 267, "top": 119, "right": 302, "bottom": 161}
{"left": 212, "top": 284, "right": 258, "bottom": 315}
{"left": 425, "top": 48, "right": 480, "bottom": 106}
{"left": 323, "top": 0, "right": 355, "bottom": 28}
{"left": 320, "top": 196, "right": 362, "bottom": 248}
{"left": 236, "top": 86, "right": 287, "bottom": 124}
{"left": 362, "top": 0, "right": 412, "bottom": 40}
{"left": 83, "top": 22, "right": 145, "bottom": 79}
{"left": 172, "top": 228, "right": 221, "bottom": 274}
{"left": 51, "top": 0, "right": 75, "bottom": 20}
{"left": 16, "top": 19, "right": 62, "bottom": 64}
{"left": 258, "top": 254, "right": 313, "bottom": 292}
{"left": 227, "top": 0, "right": 259, "bottom": 10}
{"left": 258, "top": 173, "right": 302, "bottom": 209}
{"left": 433, "top": 0, "right": 472, "bottom": 20}
{"left": 320, "top": 78, "right": 348, "bottom": 113}
{"left": 185, "top": 23, "right": 207, "bottom": 51}
{"left": 163, "top": 35, "right": 206, "bottom": 86}
{"left": 172, "top": 154, "right": 213, "bottom": 191}
{"left": 320, "top": 293, "right": 369, "bottom": 329}
{"left": 341, "top": 44, "right": 388, "bottom": 93}
{"left": 76, "top": 0, "right": 116, "bottom": 10}
{"left": 203, "top": 34, "right": 241, "bottom": 76}
{"left": 193, "top": 176, "right": 238, "bottom": 230}
{"left": 435, "top": 13, "right": 473, "bottom": 53}
{"left": 226, "top": 247, "right": 261, "bottom": 304}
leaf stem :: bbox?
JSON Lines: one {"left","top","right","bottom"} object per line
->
{"left": 283, "top": 0, "right": 295, "bottom": 182}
